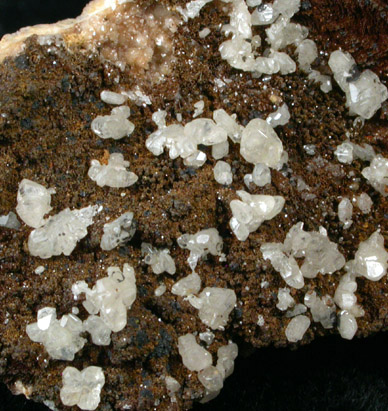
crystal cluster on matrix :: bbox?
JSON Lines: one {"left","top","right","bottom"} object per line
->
{"left": 142, "top": 242, "right": 176, "bottom": 275}
{"left": 91, "top": 105, "right": 134, "bottom": 140}
{"left": 88, "top": 152, "right": 138, "bottom": 188}
{"left": 60, "top": 366, "right": 105, "bottom": 411}
{"left": 100, "top": 211, "right": 136, "bottom": 251}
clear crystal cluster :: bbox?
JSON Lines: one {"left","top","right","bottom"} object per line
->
{"left": 100, "top": 211, "right": 136, "bottom": 251}
{"left": 100, "top": 90, "right": 126, "bottom": 105}
{"left": 188, "top": 287, "right": 237, "bottom": 330}
{"left": 88, "top": 153, "right": 138, "bottom": 188}
{"left": 60, "top": 366, "right": 105, "bottom": 411}
{"left": 177, "top": 228, "right": 223, "bottom": 271}
{"left": 240, "top": 119, "right": 284, "bottom": 167}
{"left": 328, "top": 50, "right": 388, "bottom": 119}
{"left": 72, "top": 264, "right": 136, "bottom": 333}
{"left": 244, "top": 163, "right": 271, "bottom": 188}
{"left": 334, "top": 273, "right": 364, "bottom": 340}
{"left": 334, "top": 140, "right": 376, "bottom": 164}
{"left": 177, "top": 0, "right": 212, "bottom": 21}
{"left": 362, "top": 155, "right": 388, "bottom": 197}
{"left": 91, "top": 105, "right": 135, "bottom": 140}
{"left": 308, "top": 70, "right": 332, "bottom": 93}
{"left": 346, "top": 230, "right": 388, "bottom": 282}
{"left": 276, "top": 287, "right": 295, "bottom": 311}
{"left": 142, "top": 242, "right": 176, "bottom": 275}
{"left": 171, "top": 272, "right": 202, "bottom": 296}
{"left": 261, "top": 222, "right": 346, "bottom": 289}
{"left": 16, "top": 179, "right": 55, "bottom": 228}
{"left": 304, "top": 291, "right": 336, "bottom": 329}
{"left": 213, "top": 161, "right": 233, "bottom": 185}
{"left": 285, "top": 315, "right": 311, "bottom": 342}
{"left": 26, "top": 307, "right": 86, "bottom": 361}
{"left": 338, "top": 197, "right": 353, "bottom": 229}
{"left": 178, "top": 333, "right": 213, "bottom": 372}
{"left": 296, "top": 39, "right": 317, "bottom": 72}
{"left": 356, "top": 193, "right": 373, "bottom": 214}
{"left": 28, "top": 205, "right": 99, "bottom": 259}
{"left": 266, "top": 103, "right": 290, "bottom": 128}
{"left": 0, "top": 212, "right": 20, "bottom": 229}
{"left": 230, "top": 190, "right": 285, "bottom": 241}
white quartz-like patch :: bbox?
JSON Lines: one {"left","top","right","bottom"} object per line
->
{"left": 142, "top": 242, "right": 176, "bottom": 275}
{"left": 60, "top": 366, "right": 105, "bottom": 411}
{"left": 213, "top": 161, "right": 233, "bottom": 185}
{"left": 328, "top": 50, "right": 388, "bottom": 119}
{"left": 16, "top": 179, "right": 55, "bottom": 228}
{"left": 177, "top": 0, "right": 213, "bottom": 21}
{"left": 338, "top": 197, "right": 353, "bottom": 229}
{"left": 346, "top": 230, "right": 388, "bottom": 282}
{"left": 266, "top": 103, "right": 290, "bottom": 128}
{"left": 240, "top": 119, "right": 284, "bottom": 167}
{"left": 26, "top": 307, "right": 86, "bottom": 361}
{"left": 230, "top": 190, "right": 285, "bottom": 241}
{"left": 356, "top": 193, "right": 373, "bottom": 214}
{"left": 178, "top": 333, "right": 212, "bottom": 372}
{"left": 72, "top": 264, "right": 136, "bottom": 332}
{"left": 91, "top": 106, "right": 135, "bottom": 140}
{"left": 177, "top": 228, "right": 223, "bottom": 271}
{"left": 362, "top": 155, "right": 388, "bottom": 197}
{"left": 28, "top": 205, "right": 99, "bottom": 259}
{"left": 171, "top": 272, "right": 202, "bottom": 297}
{"left": 276, "top": 287, "right": 295, "bottom": 311}
{"left": 285, "top": 314, "right": 310, "bottom": 342}
{"left": 296, "top": 39, "right": 317, "bottom": 72}
{"left": 100, "top": 211, "right": 135, "bottom": 250}
{"left": 304, "top": 291, "right": 336, "bottom": 329}
{"left": 88, "top": 153, "right": 138, "bottom": 188}
{"left": 100, "top": 90, "right": 126, "bottom": 105}
{"left": 188, "top": 287, "right": 237, "bottom": 330}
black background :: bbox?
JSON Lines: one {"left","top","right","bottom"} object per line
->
{"left": 0, "top": 1, "right": 388, "bottom": 410}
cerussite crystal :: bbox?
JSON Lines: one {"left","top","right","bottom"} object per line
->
{"left": 178, "top": 333, "right": 212, "bottom": 372}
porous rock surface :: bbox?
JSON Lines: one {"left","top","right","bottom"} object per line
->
{"left": 0, "top": 0, "right": 387, "bottom": 410}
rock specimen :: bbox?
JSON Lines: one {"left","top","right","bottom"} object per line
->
{"left": 0, "top": 0, "right": 387, "bottom": 410}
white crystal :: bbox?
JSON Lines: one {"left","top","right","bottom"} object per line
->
{"left": 198, "top": 366, "right": 224, "bottom": 392}
{"left": 304, "top": 291, "right": 336, "bottom": 329}
{"left": 266, "top": 103, "right": 290, "bottom": 128}
{"left": 122, "top": 88, "right": 152, "bottom": 106}
{"left": 230, "top": 191, "right": 285, "bottom": 241}
{"left": 152, "top": 110, "right": 167, "bottom": 129}
{"left": 88, "top": 153, "right": 138, "bottom": 188}
{"left": 219, "top": 35, "right": 255, "bottom": 71}
{"left": 193, "top": 100, "right": 205, "bottom": 118}
{"left": 35, "top": 265, "right": 45, "bottom": 275}
{"left": 199, "top": 27, "right": 211, "bottom": 38}
{"left": 111, "top": 105, "right": 131, "bottom": 118}
{"left": 26, "top": 308, "right": 86, "bottom": 361}
{"left": 91, "top": 109, "right": 135, "bottom": 140}
{"left": 338, "top": 198, "right": 353, "bottom": 229}
{"left": 214, "top": 161, "right": 233, "bottom": 185}
{"left": 100, "top": 211, "right": 135, "bottom": 251}
{"left": 240, "top": 119, "right": 284, "bottom": 168}
{"left": 72, "top": 264, "right": 136, "bottom": 332}
{"left": 83, "top": 315, "right": 111, "bottom": 346}
{"left": 261, "top": 243, "right": 304, "bottom": 289}
{"left": 246, "top": 0, "right": 262, "bottom": 7}
{"left": 191, "top": 287, "right": 237, "bottom": 330}
{"left": 269, "top": 51, "right": 296, "bottom": 75}
{"left": 213, "top": 109, "right": 243, "bottom": 143}
{"left": 178, "top": 333, "right": 212, "bottom": 372}
{"left": 251, "top": 4, "right": 278, "bottom": 26}
{"left": 276, "top": 287, "right": 295, "bottom": 311}
{"left": 285, "top": 315, "right": 310, "bottom": 342}
{"left": 283, "top": 222, "right": 346, "bottom": 279}
{"left": 178, "top": 228, "right": 223, "bottom": 271}
{"left": 229, "top": 0, "right": 252, "bottom": 39}
{"left": 28, "top": 205, "right": 99, "bottom": 259}
{"left": 165, "top": 376, "right": 180, "bottom": 394}
{"left": 265, "top": 16, "right": 308, "bottom": 51}
{"left": 252, "top": 163, "right": 271, "bottom": 186}
{"left": 16, "top": 179, "right": 55, "bottom": 228}
{"left": 100, "top": 90, "right": 126, "bottom": 105}
{"left": 177, "top": 0, "right": 212, "bottom": 21}
{"left": 273, "top": 0, "right": 301, "bottom": 19}
{"left": 296, "top": 39, "right": 317, "bottom": 72}
{"left": 338, "top": 310, "right": 357, "bottom": 340}
{"left": 347, "top": 230, "right": 388, "bottom": 281}
{"left": 328, "top": 50, "right": 388, "bottom": 119}
{"left": 184, "top": 118, "right": 227, "bottom": 146}
{"left": 334, "top": 141, "right": 354, "bottom": 164}
{"left": 155, "top": 283, "right": 167, "bottom": 296}
{"left": 308, "top": 70, "right": 332, "bottom": 93}
{"left": 217, "top": 342, "right": 238, "bottom": 378}
{"left": 212, "top": 140, "right": 229, "bottom": 160}
{"left": 362, "top": 155, "right": 388, "bottom": 196}
{"left": 257, "top": 314, "right": 265, "bottom": 325}
{"left": 0, "top": 212, "right": 20, "bottom": 230}
{"left": 286, "top": 304, "right": 307, "bottom": 318}
{"left": 60, "top": 366, "right": 105, "bottom": 411}
{"left": 334, "top": 273, "right": 364, "bottom": 318}
{"left": 142, "top": 242, "right": 176, "bottom": 275}
{"left": 146, "top": 124, "right": 184, "bottom": 157}
{"left": 171, "top": 272, "right": 201, "bottom": 296}
{"left": 183, "top": 150, "right": 207, "bottom": 168}
{"left": 199, "top": 331, "right": 215, "bottom": 345}
{"left": 356, "top": 193, "right": 373, "bottom": 214}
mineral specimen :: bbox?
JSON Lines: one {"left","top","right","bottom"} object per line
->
{"left": 100, "top": 211, "right": 136, "bottom": 251}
